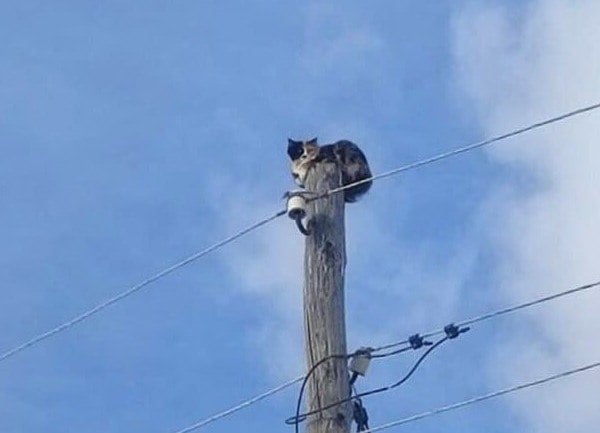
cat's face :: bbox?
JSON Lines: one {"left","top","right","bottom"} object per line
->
{"left": 287, "top": 137, "right": 319, "bottom": 161}
{"left": 287, "top": 137, "right": 319, "bottom": 187}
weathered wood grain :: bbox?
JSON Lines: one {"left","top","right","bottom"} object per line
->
{"left": 303, "top": 160, "right": 351, "bottom": 433}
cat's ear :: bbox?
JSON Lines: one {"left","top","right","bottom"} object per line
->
{"left": 287, "top": 138, "right": 304, "bottom": 160}
{"left": 305, "top": 137, "right": 319, "bottom": 152}
{"left": 303, "top": 138, "right": 319, "bottom": 157}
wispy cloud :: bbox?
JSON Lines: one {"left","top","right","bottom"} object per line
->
{"left": 452, "top": 1, "right": 600, "bottom": 431}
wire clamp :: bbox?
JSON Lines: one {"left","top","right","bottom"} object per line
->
{"left": 352, "top": 401, "right": 369, "bottom": 432}
{"left": 444, "top": 323, "right": 470, "bottom": 339}
{"left": 408, "top": 333, "right": 432, "bottom": 350}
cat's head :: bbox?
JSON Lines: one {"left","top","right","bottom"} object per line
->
{"left": 287, "top": 137, "right": 319, "bottom": 161}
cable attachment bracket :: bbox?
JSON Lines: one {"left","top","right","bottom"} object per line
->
{"left": 408, "top": 333, "right": 432, "bottom": 350}
{"left": 444, "top": 323, "right": 470, "bottom": 339}
{"left": 352, "top": 400, "right": 370, "bottom": 432}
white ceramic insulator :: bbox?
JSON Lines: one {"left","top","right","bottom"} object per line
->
{"left": 349, "top": 348, "right": 372, "bottom": 376}
{"left": 287, "top": 194, "right": 307, "bottom": 220}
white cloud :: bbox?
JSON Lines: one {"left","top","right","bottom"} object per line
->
{"left": 452, "top": 1, "right": 600, "bottom": 431}
{"left": 202, "top": 172, "right": 305, "bottom": 379}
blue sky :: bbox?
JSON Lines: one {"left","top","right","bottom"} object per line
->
{"left": 1, "top": 1, "right": 599, "bottom": 433}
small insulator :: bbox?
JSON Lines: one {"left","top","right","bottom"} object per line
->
{"left": 286, "top": 191, "right": 311, "bottom": 235}
{"left": 349, "top": 347, "right": 372, "bottom": 377}
{"left": 286, "top": 193, "right": 308, "bottom": 220}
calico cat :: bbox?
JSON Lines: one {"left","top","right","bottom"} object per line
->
{"left": 287, "top": 137, "right": 372, "bottom": 203}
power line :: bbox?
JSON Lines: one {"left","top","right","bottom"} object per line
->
{"left": 359, "top": 360, "right": 600, "bottom": 433}
{"left": 286, "top": 338, "right": 430, "bottom": 433}
{"left": 320, "top": 101, "right": 600, "bottom": 199}
{"left": 3, "top": 102, "right": 599, "bottom": 431}
{"left": 167, "top": 279, "right": 599, "bottom": 433}
{"left": 286, "top": 331, "right": 466, "bottom": 430}
{"left": 287, "top": 343, "right": 427, "bottom": 433}
{"left": 286, "top": 276, "right": 600, "bottom": 428}
{"left": 176, "top": 100, "right": 600, "bottom": 429}
{"left": 170, "top": 375, "right": 303, "bottom": 433}
{"left": 4, "top": 103, "right": 599, "bottom": 364}
{"left": 373, "top": 279, "right": 600, "bottom": 352}
{"left": 0, "top": 209, "right": 286, "bottom": 363}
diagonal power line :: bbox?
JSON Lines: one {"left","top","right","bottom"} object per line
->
{"left": 2, "top": 102, "right": 599, "bottom": 364}
{"left": 161, "top": 102, "right": 600, "bottom": 431}
{"left": 166, "top": 278, "right": 600, "bottom": 432}
{"left": 374, "top": 279, "right": 600, "bottom": 352}
{"left": 361, "top": 361, "right": 600, "bottom": 433}
{"left": 170, "top": 375, "right": 304, "bottom": 433}
{"left": 323, "top": 101, "right": 600, "bottom": 198}
{"left": 0, "top": 209, "right": 286, "bottom": 363}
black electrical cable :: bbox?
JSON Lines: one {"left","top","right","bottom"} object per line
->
{"left": 170, "top": 280, "right": 599, "bottom": 433}
{"left": 289, "top": 343, "right": 419, "bottom": 433}
{"left": 291, "top": 354, "right": 350, "bottom": 433}
{"left": 286, "top": 331, "right": 462, "bottom": 427}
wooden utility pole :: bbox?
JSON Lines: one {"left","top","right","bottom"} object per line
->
{"left": 303, "top": 159, "right": 351, "bottom": 433}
